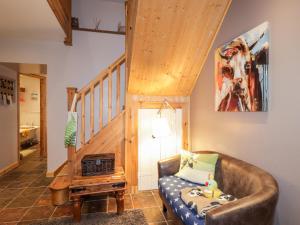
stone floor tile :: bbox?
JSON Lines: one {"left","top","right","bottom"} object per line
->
{"left": 51, "top": 204, "right": 73, "bottom": 218}
{"left": 0, "top": 208, "right": 28, "bottom": 223}
{"left": 34, "top": 194, "right": 52, "bottom": 206}
{"left": 108, "top": 195, "right": 133, "bottom": 212}
{"left": 82, "top": 200, "right": 107, "bottom": 214}
{"left": 142, "top": 207, "right": 166, "bottom": 223}
{"left": 6, "top": 197, "right": 36, "bottom": 208}
{"left": 132, "top": 192, "right": 157, "bottom": 209}
{"left": 21, "top": 206, "right": 55, "bottom": 221}
{"left": 21, "top": 187, "right": 46, "bottom": 198}
{"left": 0, "top": 189, "right": 23, "bottom": 199}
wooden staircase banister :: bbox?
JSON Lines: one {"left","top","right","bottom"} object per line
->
{"left": 77, "top": 54, "right": 125, "bottom": 95}
{"left": 66, "top": 54, "right": 126, "bottom": 178}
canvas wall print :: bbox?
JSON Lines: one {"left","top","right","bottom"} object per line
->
{"left": 215, "top": 22, "right": 269, "bottom": 112}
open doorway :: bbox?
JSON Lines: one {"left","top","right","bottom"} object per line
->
{"left": 0, "top": 62, "right": 47, "bottom": 177}
{"left": 138, "top": 108, "right": 183, "bottom": 191}
{"left": 19, "top": 73, "right": 47, "bottom": 160}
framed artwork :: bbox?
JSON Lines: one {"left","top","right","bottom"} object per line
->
{"left": 215, "top": 22, "right": 269, "bottom": 112}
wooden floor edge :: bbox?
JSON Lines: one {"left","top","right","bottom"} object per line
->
{"left": 0, "top": 161, "right": 19, "bottom": 176}
{"left": 46, "top": 160, "right": 67, "bottom": 178}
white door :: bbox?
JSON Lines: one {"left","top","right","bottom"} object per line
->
{"left": 138, "top": 109, "right": 182, "bottom": 191}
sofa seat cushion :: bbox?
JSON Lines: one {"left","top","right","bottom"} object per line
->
{"left": 158, "top": 175, "right": 205, "bottom": 225}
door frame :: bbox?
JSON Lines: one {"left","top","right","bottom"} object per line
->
{"left": 18, "top": 73, "right": 47, "bottom": 158}
{"left": 125, "top": 95, "right": 190, "bottom": 193}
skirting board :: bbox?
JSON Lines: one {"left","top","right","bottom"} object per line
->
{"left": 46, "top": 160, "right": 67, "bottom": 177}
{"left": 0, "top": 161, "right": 19, "bottom": 176}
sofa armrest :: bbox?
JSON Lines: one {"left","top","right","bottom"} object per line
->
{"left": 157, "top": 154, "right": 181, "bottom": 178}
{"left": 205, "top": 187, "right": 279, "bottom": 225}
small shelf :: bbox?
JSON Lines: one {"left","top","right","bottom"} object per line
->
{"left": 73, "top": 27, "right": 125, "bottom": 35}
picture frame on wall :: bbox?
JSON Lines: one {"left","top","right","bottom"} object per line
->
{"left": 0, "top": 75, "right": 16, "bottom": 106}
{"left": 215, "top": 22, "right": 269, "bottom": 112}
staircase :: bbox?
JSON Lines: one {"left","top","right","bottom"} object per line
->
{"left": 66, "top": 54, "right": 126, "bottom": 178}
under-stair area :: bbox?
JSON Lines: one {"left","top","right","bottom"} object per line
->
{"left": 50, "top": 54, "right": 126, "bottom": 208}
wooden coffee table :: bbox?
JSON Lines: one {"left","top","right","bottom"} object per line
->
{"left": 69, "top": 167, "right": 126, "bottom": 222}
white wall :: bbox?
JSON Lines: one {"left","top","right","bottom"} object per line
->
{"left": 73, "top": 0, "right": 125, "bottom": 31}
{"left": 190, "top": 0, "right": 300, "bottom": 224}
{"left": 0, "top": 0, "right": 125, "bottom": 173}
{"left": 19, "top": 75, "right": 40, "bottom": 126}
{"left": 0, "top": 65, "right": 18, "bottom": 170}
{"left": 0, "top": 32, "right": 124, "bottom": 172}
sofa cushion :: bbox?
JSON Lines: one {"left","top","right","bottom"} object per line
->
{"left": 158, "top": 175, "right": 205, "bottom": 225}
{"left": 175, "top": 151, "right": 219, "bottom": 185}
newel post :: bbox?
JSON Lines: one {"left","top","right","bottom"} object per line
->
{"left": 67, "top": 87, "right": 77, "bottom": 179}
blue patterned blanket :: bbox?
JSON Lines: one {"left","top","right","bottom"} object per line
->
{"left": 158, "top": 175, "right": 205, "bottom": 225}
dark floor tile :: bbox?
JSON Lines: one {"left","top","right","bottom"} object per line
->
{"left": 0, "top": 181, "right": 9, "bottom": 188}
{"left": 152, "top": 189, "right": 159, "bottom": 194}
{"left": 34, "top": 194, "right": 52, "bottom": 206}
{"left": 14, "top": 176, "right": 40, "bottom": 184}
{"left": 163, "top": 210, "right": 177, "bottom": 221}
{"left": 4, "top": 222, "right": 18, "bottom": 225}
{"left": 0, "top": 208, "right": 27, "bottom": 222}
{"left": 0, "top": 189, "right": 23, "bottom": 199}
{"left": 153, "top": 192, "right": 163, "bottom": 206}
{"left": 17, "top": 219, "right": 48, "bottom": 225}
{"left": 26, "top": 170, "right": 45, "bottom": 176}
{"left": 84, "top": 194, "right": 107, "bottom": 202}
{"left": 2, "top": 172, "right": 22, "bottom": 178}
{"left": 0, "top": 176, "right": 19, "bottom": 183}
{"left": 7, "top": 181, "right": 32, "bottom": 189}
{"left": 148, "top": 222, "right": 167, "bottom": 225}
{"left": 34, "top": 165, "right": 47, "bottom": 171}
{"left": 132, "top": 193, "right": 157, "bottom": 208}
{"left": 42, "top": 188, "right": 51, "bottom": 196}
{"left": 0, "top": 198, "right": 13, "bottom": 208}
{"left": 167, "top": 219, "right": 184, "bottom": 225}
{"left": 142, "top": 207, "right": 165, "bottom": 223}
{"left": 7, "top": 196, "right": 37, "bottom": 208}
{"left": 19, "top": 174, "right": 41, "bottom": 180}
{"left": 29, "top": 177, "right": 53, "bottom": 188}
{"left": 133, "top": 191, "right": 153, "bottom": 197}
{"left": 108, "top": 195, "right": 133, "bottom": 212}
{"left": 82, "top": 200, "right": 107, "bottom": 214}
{"left": 21, "top": 187, "right": 46, "bottom": 198}
{"left": 51, "top": 204, "right": 73, "bottom": 218}
{"left": 22, "top": 206, "right": 55, "bottom": 221}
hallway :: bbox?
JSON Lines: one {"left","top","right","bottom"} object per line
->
{"left": 0, "top": 151, "right": 54, "bottom": 224}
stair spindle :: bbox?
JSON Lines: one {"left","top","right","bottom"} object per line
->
{"left": 108, "top": 71, "right": 112, "bottom": 122}
{"left": 90, "top": 85, "right": 95, "bottom": 139}
{"left": 99, "top": 80, "right": 103, "bottom": 129}
{"left": 117, "top": 65, "right": 121, "bottom": 114}
{"left": 81, "top": 92, "right": 85, "bottom": 146}
{"left": 66, "top": 87, "right": 78, "bottom": 178}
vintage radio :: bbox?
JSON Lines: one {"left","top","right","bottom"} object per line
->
{"left": 81, "top": 153, "right": 115, "bottom": 176}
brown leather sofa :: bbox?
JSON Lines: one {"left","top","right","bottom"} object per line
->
{"left": 158, "top": 151, "right": 279, "bottom": 225}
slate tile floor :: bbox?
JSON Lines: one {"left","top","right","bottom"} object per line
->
{"left": 0, "top": 150, "right": 180, "bottom": 225}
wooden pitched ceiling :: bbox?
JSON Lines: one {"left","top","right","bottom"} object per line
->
{"left": 127, "top": 0, "right": 231, "bottom": 96}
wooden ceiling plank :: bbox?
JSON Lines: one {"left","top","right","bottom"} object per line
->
{"left": 127, "top": 0, "right": 232, "bottom": 96}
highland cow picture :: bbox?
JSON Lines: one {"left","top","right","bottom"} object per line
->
{"left": 215, "top": 22, "right": 269, "bottom": 112}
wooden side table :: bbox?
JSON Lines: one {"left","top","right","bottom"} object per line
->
{"left": 69, "top": 167, "right": 126, "bottom": 222}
